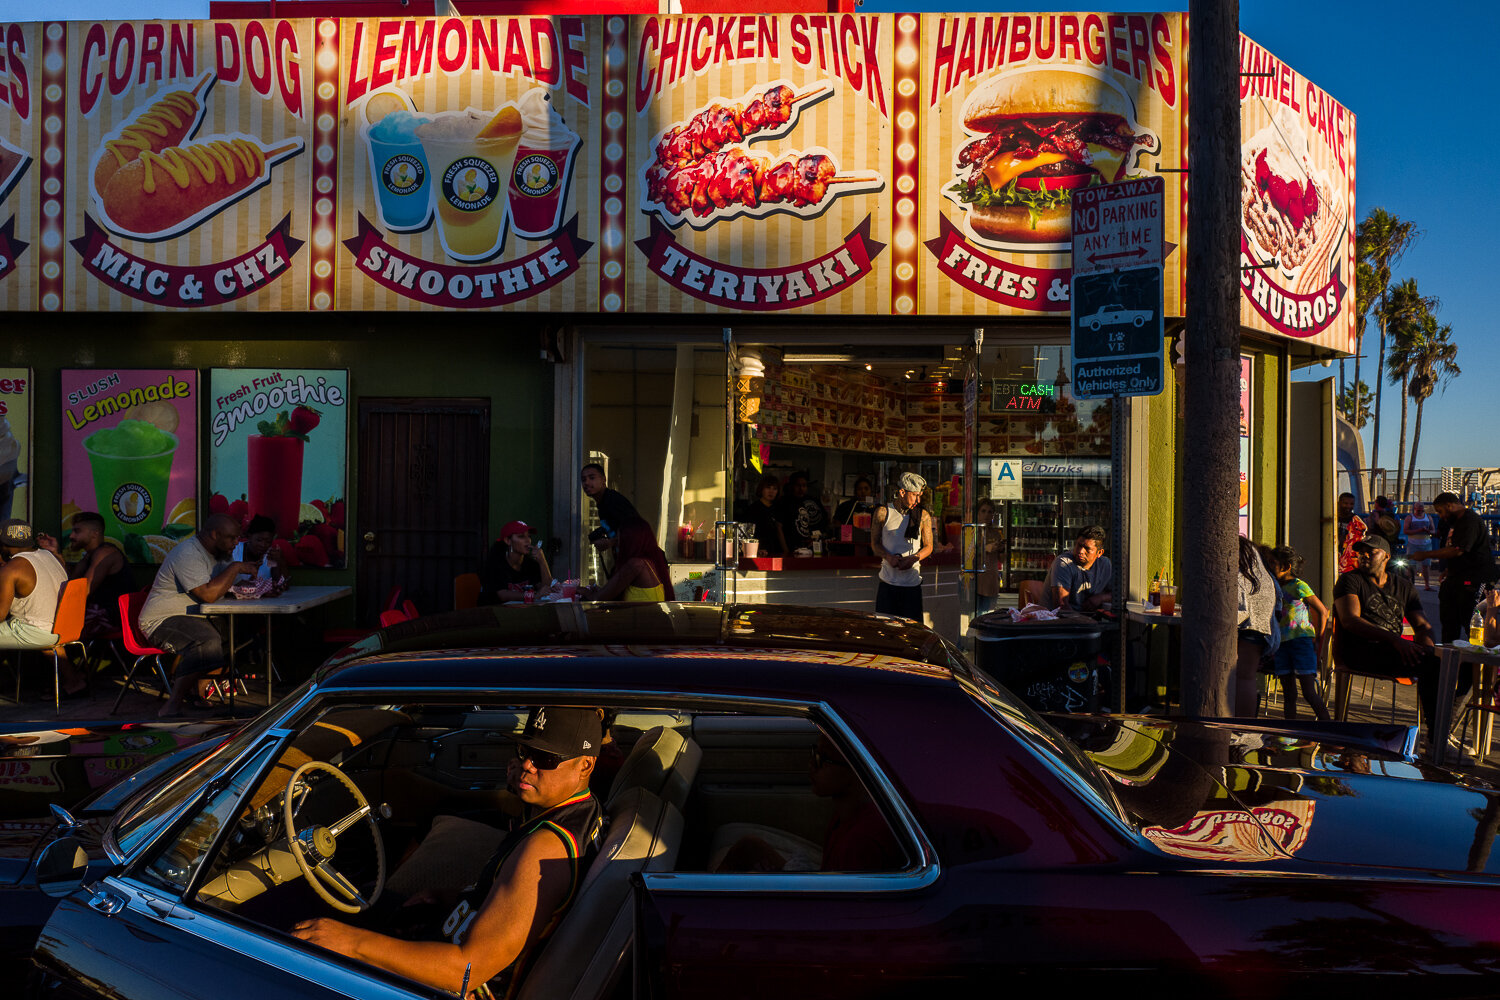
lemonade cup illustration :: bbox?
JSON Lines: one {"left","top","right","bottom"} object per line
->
{"left": 418, "top": 106, "right": 523, "bottom": 262}
{"left": 363, "top": 92, "right": 432, "bottom": 233}
{"left": 247, "top": 435, "right": 304, "bottom": 541}
{"left": 508, "top": 87, "right": 581, "bottom": 239}
{"left": 82, "top": 419, "right": 178, "bottom": 538}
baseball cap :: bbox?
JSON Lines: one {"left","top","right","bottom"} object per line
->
{"left": 0, "top": 519, "right": 33, "bottom": 546}
{"left": 518, "top": 706, "right": 603, "bottom": 758}
{"left": 1353, "top": 535, "right": 1391, "bottom": 556}
{"left": 500, "top": 520, "right": 534, "bottom": 541}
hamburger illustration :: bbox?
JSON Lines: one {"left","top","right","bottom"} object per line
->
{"left": 947, "top": 68, "right": 1158, "bottom": 248}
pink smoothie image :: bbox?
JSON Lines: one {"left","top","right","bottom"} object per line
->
{"left": 507, "top": 87, "right": 580, "bottom": 240}
{"left": 246, "top": 406, "right": 319, "bottom": 539}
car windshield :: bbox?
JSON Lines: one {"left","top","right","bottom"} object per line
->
{"left": 943, "top": 641, "right": 1125, "bottom": 821}
{"left": 107, "top": 684, "right": 307, "bottom": 858}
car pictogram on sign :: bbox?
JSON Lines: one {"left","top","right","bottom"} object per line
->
{"left": 1081, "top": 303, "right": 1153, "bottom": 331}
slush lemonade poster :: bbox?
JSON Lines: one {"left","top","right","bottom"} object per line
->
{"left": 209, "top": 368, "right": 347, "bottom": 568}
{"left": 0, "top": 369, "right": 31, "bottom": 523}
{"left": 60, "top": 369, "right": 199, "bottom": 563}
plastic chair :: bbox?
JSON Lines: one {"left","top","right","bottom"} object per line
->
{"left": 1330, "top": 628, "right": 1420, "bottom": 726}
{"left": 112, "top": 591, "right": 173, "bottom": 715}
{"left": 29, "top": 579, "right": 89, "bottom": 716}
{"left": 453, "top": 573, "right": 481, "bottom": 611}
{"left": 323, "top": 585, "right": 404, "bottom": 646}
{"left": 402, "top": 599, "right": 420, "bottom": 620}
{"left": 378, "top": 608, "right": 410, "bottom": 627}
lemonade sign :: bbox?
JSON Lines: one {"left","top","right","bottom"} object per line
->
{"left": 60, "top": 369, "right": 199, "bottom": 564}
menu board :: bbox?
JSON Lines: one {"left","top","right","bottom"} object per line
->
{"left": 0, "top": 367, "right": 30, "bottom": 522}
{"left": 61, "top": 20, "right": 314, "bottom": 310}
{"left": 0, "top": 23, "right": 38, "bottom": 311}
{"left": 918, "top": 12, "right": 1184, "bottom": 317}
{"left": 624, "top": 13, "right": 893, "bottom": 314}
{"left": 1237, "top": 33, "right": 1355, "bottom": 354}
{"left": 60, "top": 368, "right": 198, "bottom": 563}
{"left": 335, "top": 16, "right": 599, "bottom": 311}
{"left": 208, "top": 367, "right": 348, "bottom": 568}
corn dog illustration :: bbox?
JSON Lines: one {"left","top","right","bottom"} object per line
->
{"left": 91, "top": 73, "right": 214, "bottom": 196}
{"left": 100, "top": 136, "right": 302, "bottom": 238}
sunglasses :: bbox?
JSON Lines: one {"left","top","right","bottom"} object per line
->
{"left": 514, "top": 744, "right": 579, "bottom": 770}
{"left": 811, "top": 746, "right": 851, "bottom": 770}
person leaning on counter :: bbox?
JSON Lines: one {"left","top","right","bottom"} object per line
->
{"left": 744, "top": 474, "right": 788, "bottom": 556}
{"left": 869, "top": 472, "right": 933, "bottom": 621}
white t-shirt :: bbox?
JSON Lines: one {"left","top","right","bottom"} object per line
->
{"left": 139, "top": 536, "right": 223, "bottom": 637}
{"left": 231, "top": 541, "right": 273, "bottom": 582}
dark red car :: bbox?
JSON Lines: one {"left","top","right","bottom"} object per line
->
{"left": 26, "top": 603, "right": 1500, "bottom": 998}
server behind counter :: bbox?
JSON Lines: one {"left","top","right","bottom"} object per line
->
{"left": 744, "top": 475, "right": 787, "bottom": 556}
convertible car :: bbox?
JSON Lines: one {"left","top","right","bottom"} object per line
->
{"left": 21, "top": 603, "right": 1500, "bottom": 998}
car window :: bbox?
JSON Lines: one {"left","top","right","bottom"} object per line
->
{"left": 136, "top": 738, "right": 285, "bottom": 894}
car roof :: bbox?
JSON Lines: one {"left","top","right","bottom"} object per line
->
{"left": 318, "top": 602, "right": 960, "bottom": 691}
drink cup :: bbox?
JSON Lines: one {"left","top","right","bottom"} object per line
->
{"left": 419, "top": 111, "right": 522, "bottom": 262}
{"left": 743, "top": 539, "right": 760, "bottom": 558}
{"left": 1160, "top": 585, "right": 1176, "bottom": 616}
{"left": 83, "top": 421, "right": 178, "bottom": 539}
{"left": 853, "top": 512, "right": 872, "bottom": 531}
{"left": 362, "top": 97, "right": 433, "bottom": 232}
{"left": 247, "top": 435, "right": 304, "bottom": 540}
{"left": 560, "top": 579, "right": 578, "bottom": 600}
{"left": 1150, "top": 589, "right": 1161, "bottom": 607}
{"left": 508, "top": 132, "right": 579, "bottom": 239}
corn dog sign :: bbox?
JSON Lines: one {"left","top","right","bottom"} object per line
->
{"left": 1238, "top": 34, "right": 1355, "bottom": 353}
{"left": 335, "top": 17, "right": 599, "bottom": 311}
{"left": 62, "top": 20, "right": 312, "bottom": 310}
{"left": 0, "top": 23, "right": 37, "bottom": 310}
{"left": 624, "top": 14, "right": 893, "bottom": 314}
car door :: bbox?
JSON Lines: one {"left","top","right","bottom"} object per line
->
{"left": 31, "top": 732, "right": 420, "bottom": 1000}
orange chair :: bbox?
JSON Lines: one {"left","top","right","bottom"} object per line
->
{"left": 454, "top": 573, "right": 481, "bottom": 611}
{"left": 112, "top": 591, "right": 172, "bottom": 715}
{"left": 29, "top": 579, "right": 89, "bottom": 715}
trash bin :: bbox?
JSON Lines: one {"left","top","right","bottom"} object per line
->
{"left": 969, "top": 611, "right": 1106, "bottom": 713}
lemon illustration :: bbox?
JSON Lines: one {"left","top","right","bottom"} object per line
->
{"left": 167, "top": 498, "right": 196, "bottom": 526}
{"left": 392, "top": 163, "right": 414, "bottom": 189}
{"left": 299, "top": 502, "right": 325, "bottom": 525}
{"left": 365, "top": 91, "right": 411, "bottom": 126}
{"left": 144, "top": 535, "right": 179, "bottom": 562}
{"left": 460, "top": 168, "right": 481, "bottom": 201}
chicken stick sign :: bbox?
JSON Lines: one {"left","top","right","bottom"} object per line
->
{"left": 0, "top": 13, "right": 1354, "bottom": 342}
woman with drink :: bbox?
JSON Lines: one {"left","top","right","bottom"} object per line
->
{"left": 832, "top": 477, "right": 875, "bottom": 556}
{"left": 581, "top": 517, "right": 675, "bottom": 602}
{"left": 743, "top": 475, "right": 788, "bottom": 557}
{"left": 479, "top": 520, "right": 553, "bottom": 605}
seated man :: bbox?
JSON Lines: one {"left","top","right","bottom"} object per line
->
{"left": 1044, "top": 525, "right": 1113, "bottom": 612}
{"left": 293, "top": 706, "right": 604, "bottom": 998}
{"left": 138, "top": 513, "right": 258, "bottom": 718}
{"left": 0, "top": 518, "right": 68, "bottom": 653}
{"left": 39, "top": 511, "right": 135, "bottom": 639}
{"left": 1332, "top": 535, "right": 1455, "bottom": 741}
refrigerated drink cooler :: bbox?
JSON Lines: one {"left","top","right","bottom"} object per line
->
{"left": 993, "top": 460, "right": 1111, "bottom": 593}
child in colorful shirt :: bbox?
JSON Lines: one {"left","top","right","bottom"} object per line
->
{"left": 1270, "top": 545, "right": 1331, "bottom": 721}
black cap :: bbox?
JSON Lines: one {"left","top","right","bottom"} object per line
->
{"left": 1354, "top": 535, "right": 1391, "bottom": 556}
{"left": 519, "top": 707, "right": 603, "bottom": 758}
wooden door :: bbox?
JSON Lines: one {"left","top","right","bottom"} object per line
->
{"left": 357, "top": 398, "right": 490, "bottom": 621}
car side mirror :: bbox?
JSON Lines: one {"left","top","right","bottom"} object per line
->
{"left": 35, "top": 836, "right": 89, "bottom": 898}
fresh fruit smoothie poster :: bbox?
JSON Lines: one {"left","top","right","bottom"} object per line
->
{"left": 208, "top": 368, "right": 347, "bottom": 569}
{"left": 60, "top": 369, "right": 199, "bottom": 564}
{"left": 0, "top": 369, "right": 31, "bottom": 523}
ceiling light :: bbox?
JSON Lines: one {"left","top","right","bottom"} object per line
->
{"left": 782, "top": 352, "right": 855, "bottom": 363}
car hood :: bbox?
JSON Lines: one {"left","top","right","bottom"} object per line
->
{"left": 1050, "top": 714, "right": 1500, "bottom": 876}
{"left": 0, "top": 719, "right": 231, "bottom": 884}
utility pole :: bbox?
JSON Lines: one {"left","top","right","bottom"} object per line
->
{"left": 1180, "top": 0, "right": 1240, "bottom": 717}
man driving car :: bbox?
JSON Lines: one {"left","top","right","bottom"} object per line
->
{"left": 293, "top": 706, "right": 604, "bottom": 998}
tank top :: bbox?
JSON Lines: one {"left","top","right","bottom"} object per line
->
{"left": 624, "top": 583, "right": 665, "bottom": 602}
{"left": 9, "top": 550, "right": 68, "bottom": 630}
{"left": 877, "top": 504, "right": 922, "bottom": 588}
{"left": 442, "top": 789, "right": 602, "bottom": 1000}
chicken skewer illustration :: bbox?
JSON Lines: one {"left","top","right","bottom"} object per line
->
{"left": 652, "top": 83, "right": 831, "bottom": 169}
{"left": 100, "top": 136, "right": 303, "bottom": 238}
{"left": 645, "top": 146, "right": 874, "bottom": 219}
{"left": 92, "top": 73, "right": 215, "bottom": 195}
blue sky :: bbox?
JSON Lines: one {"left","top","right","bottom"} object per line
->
{"left": 10, "top": 1, "right": 1495, "bottom": 474}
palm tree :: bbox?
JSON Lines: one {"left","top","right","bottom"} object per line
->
{"left": 1381, "top": 279, "right": 1438, "bottom": 497}
{"left": 1351, "top": 258, "right": 1377, "bottom": 404}
{"left": 1404, "top": 322, "right": 1460, "bottom": 497}
{"left": 1338, "top": 380, "right": 1373, "bottom": 430}
{"left": 1355, "top": 209, "right": 1420, "bottom": 472}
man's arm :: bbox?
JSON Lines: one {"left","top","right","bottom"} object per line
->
{"left": 868, "top": 507, "right": 891, "bottom": 563}
{"left": 0, "top": 560, "right": 24, "bottom": 621}
{"left": 187, "top": 561, "right": 257, "bottom": 605}
{"left": 895, "top": 510, "right": 933, "bottom": 569}
{"left": 82, "top": 545, "right": 125, "bottom": 591}
{"left": 294, "top": 825, "right": 571, "bottom": 992}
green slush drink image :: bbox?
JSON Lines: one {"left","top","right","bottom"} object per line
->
{"left": 83, "top": 419, "right": 178, "bottom": 538}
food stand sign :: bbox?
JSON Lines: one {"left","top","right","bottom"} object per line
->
{"left": 60, "top": 369, "right": 198, "bottom": 564}
{"left": 208, "top": 368, "right": 348, "bottom": 568}
{"left": 0, "top": 23, "right": 37, "bottom": 310}
{"left": 1069, "top": 175, "right": 1164, "bottom": 398}
{"left": 0, "top": 368, "right": 31, "bottom": 522}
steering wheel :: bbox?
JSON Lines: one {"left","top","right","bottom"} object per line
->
{"left": 282, "top": 761, "right": 385, "bottom": 914}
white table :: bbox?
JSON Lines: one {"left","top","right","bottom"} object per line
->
{"left": 1432, "top": 641, "right": 1500, "bottom": 765}
{"left": 192, "top": 585, "right": 352, "bottom": 705}
{"left": 1123, "top": 600, "right": 1184, "bottom": 626}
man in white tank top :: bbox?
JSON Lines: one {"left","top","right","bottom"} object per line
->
{"left": 869, "top": 472, "right": 934, "bottom": 621}
{"left": 0, "top": 519, "right": 67, "bottom": 650}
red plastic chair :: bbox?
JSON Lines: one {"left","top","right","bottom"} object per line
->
{"left": 401, "top": 599, "right": 419, "bottom": 620}
{"left": 112, "top": 591, "right": 173, "bottom": 715}
{"left": 378, "top": 609, "right": 410, "bottom": 627}
{"left": 323, "top": 585, "right": 404, "bottom": 646}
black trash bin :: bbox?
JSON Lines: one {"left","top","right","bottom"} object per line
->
{"left": 969, "top": 611, "right": 1106, "bottom": 713}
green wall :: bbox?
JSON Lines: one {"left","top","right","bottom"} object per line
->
{"left": 3, "top": 312, "right": 553, "bottom": 621}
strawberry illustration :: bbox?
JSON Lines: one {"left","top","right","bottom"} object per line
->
{"left": 289, "top": 406, "right": 322, "bottom": 435}
{"left": 294, "top": 533, "right": 329, "bottom": 567}
{"left": 208, "top": 493, "right": 229, "bottom": 515}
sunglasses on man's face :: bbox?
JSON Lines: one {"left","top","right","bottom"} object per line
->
{"left": 514, "top": 744, "right": 578, "bottom": 770}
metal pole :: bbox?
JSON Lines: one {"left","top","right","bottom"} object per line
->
{"left": 721, "top": 327, "right": 735, "bottom": 603}
{"left": 1112, "top": 393, "right": 1128, "bottom": 712}
{"left": 1180, "top": 0, "right": 1241, "bottom": 717}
